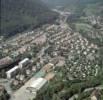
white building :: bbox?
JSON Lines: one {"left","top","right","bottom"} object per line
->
{"left": 19, "top": 58, "right": 30, "bottom": 68}
{"left": 6, "top": 66, "right": 19, "bottom": 79}
{"left": 26, "top": 78, "right": 47, "bottom": 94}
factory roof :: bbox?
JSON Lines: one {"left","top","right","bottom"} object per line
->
{"left": 19, "top": 58, "right": 29, "bottom": 64}
{"left": 6, "top": 66, "right": 19, "bottom": 74}
{"left": 29, "top": 78, "right": 47, "bottom": 91}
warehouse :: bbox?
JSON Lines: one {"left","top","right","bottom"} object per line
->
{"left": 26, "top": 78, "right": 47, "bottom": 94}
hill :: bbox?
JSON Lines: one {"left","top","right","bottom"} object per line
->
{"left": 43, "top": 0, "right": 103, "bottom": 14}
{"left": 0, "top": 0, "right": 58, "bottom": 37}
{"left": 43, "top": 0, "right": 102, "bottom": 7}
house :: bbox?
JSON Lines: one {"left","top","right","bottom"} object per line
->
{"left": 91, "top": 89, "right": 101, "bottom": 100}
{"left": 45, "top": 72, "right": 55, "bottom": 81}
{"left": 0, "top": 85, "right": 5, "bottom": 94}
{"left": 0, "top": 85, "right": 10, "bottom": 99}
{"left": 42, "top": 63, "right": 54, "bottom": 73}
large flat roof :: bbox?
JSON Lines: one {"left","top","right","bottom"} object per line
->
{"left": 6, "top": 66, "right": 19, "bottom": 74}
{"left": 19, "top": 58, "right": 29, "bottom": 65}
{"left": 30, "top": 78, "right": 47, "bottom": 90}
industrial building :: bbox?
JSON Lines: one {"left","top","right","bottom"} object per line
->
{"left": 19, "top": 58, "right": 30, "bottom": 68}
{"left": 6, "top": 66, "right": 19, "bottom": 79}
{"left": 26, "top": 78, "right": 47, "bottom": 94}
{"left": 6, "top": 58, "right": 30, "bottom": 79}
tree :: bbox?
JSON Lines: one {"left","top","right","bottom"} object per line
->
{"left": 52, "top": 94, "right": 61, "bottom": 100}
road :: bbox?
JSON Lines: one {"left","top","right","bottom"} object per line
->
{"left": 52, "top": 9, "right": 71, "bottom": 16}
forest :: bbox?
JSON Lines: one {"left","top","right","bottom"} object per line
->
{"left": 0, "top": 0, "right": 58, "bottom": 37}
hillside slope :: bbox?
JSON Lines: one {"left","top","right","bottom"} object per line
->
{"left": 0, "top": 0, "right": 58, "bottom": 37}
{"left": 43, "top": 0, "right": 102, "bottom": 7}
{"left": 43, "top": 0, "right": 103, "bottom": 14}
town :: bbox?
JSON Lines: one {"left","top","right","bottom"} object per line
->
{"left": 0, "top": 6, "right": 103, "bottom": 100}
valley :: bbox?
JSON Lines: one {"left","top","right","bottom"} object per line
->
{"left": 0, "top": 0, "right": 103, "bottom": 100}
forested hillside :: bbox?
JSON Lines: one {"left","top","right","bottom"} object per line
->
{"left": 43, "top": 0, "right": 103, "bottom": 14}
{"left": 43, "top": 0, "right": 103, "bottom": 7}
{"left": 0, "top": 0, "right": 58, "bottom": 37}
